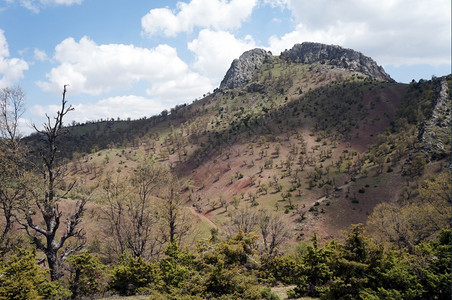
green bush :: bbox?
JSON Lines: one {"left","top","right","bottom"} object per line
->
{"left": 159, "top": 241, "right": 195, "bottom": 290}
{"left": 261, "top": 287, "right": 280, "bottom": 300}
{"left": 0, "top": 248, "right": 71, "bottom": 300}
{"left": 67, "top": 252, "right": 107, "bottom": 298}
{"left": 109, "top": 254, "right": 162, "bottom": 296}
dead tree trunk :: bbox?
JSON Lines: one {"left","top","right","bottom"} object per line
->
{"left": 19, "top": 85, "right": 87, "bottom": 281}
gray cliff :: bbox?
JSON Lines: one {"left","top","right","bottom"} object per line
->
{"left": 280, "top": 42, "right": 393, "bottom": 82}
{"left": 219, "top": 42, "right": 394, "bottom": 91}
{"left": 418, "top": 76, "right": 451, "bottom": 159}
{"left": 219, "top": 48, "right": 272, "bottom": 90}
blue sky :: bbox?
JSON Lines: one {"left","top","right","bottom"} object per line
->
{"left": 0, "top": 0, "right": 450, "bottom": 135}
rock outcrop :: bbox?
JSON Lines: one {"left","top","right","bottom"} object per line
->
{"left": 280, "top": 42, "right": 393, "bottom": 82}
{"left": 418, "top": 75, "right": 451, "bottom": 159}
{"left": 219, "top": 42, "right": 394, "bottom": 91}
{"left": 219, "top": 48, "right": 272, "bottom": 90}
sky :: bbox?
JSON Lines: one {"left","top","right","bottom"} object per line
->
{"left": 0, "top": 0, "right": 450, "bottom": 135}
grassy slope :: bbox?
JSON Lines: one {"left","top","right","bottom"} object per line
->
{"left": 34, "top": 60, "right": 449, "bottom": 252}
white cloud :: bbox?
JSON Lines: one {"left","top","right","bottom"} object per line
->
{"left": 40, "top": 0, "right": 82, "bottom": 5}
{"left": 146, "top": 72, "right": 213, "bottom": 102}
{"left": 32, "top": 95, "right": 168, "bottom": 124}
{"left": 6, "top": 0, "right": 82, "bottom": 12}
{"left": 188, "top": 29, "right": 256, "bottom": 82}
{"left": 6, "top": 0, "right": 39, "bottom": 13}
{"left": 37, "top": 36, "right": 212, "bottom": 102}
{"left": 269, "top": 0, "right": 451, "bottom": 66}
{"left": 33, "top": 48, "right": 47, "bottom": 61}
{"left": 0, "top": 30, "right": 29, "bottom": 88}
{"left": 0, "top": 31, "right": 8, "bottom": 57}
{"left": 141, "top": 0, "right": 258, "bottom": 37}
{"left": 17, "top": 117, "right": 34, "bottom": 137}
{"left": 268, "top": 22, "right": 363, "bottom": 54}
{"left": 262, "top": 0, "right": 289, "bottom": 8}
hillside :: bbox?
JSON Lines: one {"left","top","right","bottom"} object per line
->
{"left": 22, "top": 43, "right": 450, "bottom": 248}
{"left": 4, "top": 42, "right": 448, "bottom": 299}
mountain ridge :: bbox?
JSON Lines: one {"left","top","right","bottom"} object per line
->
{"left": 219, "top": 42, "right": 393, "bottom": 92}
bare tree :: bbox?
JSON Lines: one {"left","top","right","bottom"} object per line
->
{"left": 0, "top": 86, "right": 26, "bottom": 250}
{"left": 0, "top": 86, "right": 24, "bottom": 150}
{"left": 103, "top": 174, "right": 127, "bottom": 255}
{"left": 103, "top": 161, "right": 170, "bottom": 259}
{"left": 158, "top": 178, "right": 193, "bottom": 245}
{"left": 257, "top": 209, "right": 291, "bottom": 255}
{"left": 227, "top": 207, "right": 258, "bottom": 235}
{"left": 18, "top": 86, "right": 87, "bottom": 281}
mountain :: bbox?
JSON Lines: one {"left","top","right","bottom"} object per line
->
{"left": 7, "top": 41, "right": 451, "bottom": 300}
{"left": 23, "top": 42, "right": 451, "bottom": 245}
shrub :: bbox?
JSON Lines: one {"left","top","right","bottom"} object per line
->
{"left": 110, "top": 254, "right": 162, "bottom": 296}
{"left": 159, "top": 242, "right": 195, "bottom": 290}
{"left": 261, "top": 287, "right": 280, "bottom": 300}
{"left": 0, "top": 248, "right": 71, "bottom": 300}
{"left": 67, "top": 252, "right": 107, "bottom": 298}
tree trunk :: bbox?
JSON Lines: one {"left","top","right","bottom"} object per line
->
{"left": 47, "top": 250, "right": 60, "bottom": 281}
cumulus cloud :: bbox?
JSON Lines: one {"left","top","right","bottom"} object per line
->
{"left": 0, "top": 30, "right": 29, "bottom": 88}
{"left": 268, "top": 22, "right": 363, "bottom": 54}
{"left": 146, "top": 72, "right": 213, "bottom": 102}
{"left": 188, "top": 29, "right": 256, "bottom": 82}
{"left": 37, "top": 36, "right": 213, "bottom": 102}
{"left": 141, "top": 0, "right": 258, "bottom": 37}
{"left": 32, "top": 95, "right": 167, "bottom": 124}
{"left": 268, "top": 0, "right": 451, "bottom": 66}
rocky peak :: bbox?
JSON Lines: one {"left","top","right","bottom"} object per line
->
{"left": 219, "top": 48, "right": 272, "bottom": 90}
{"left": 280, "top": 42, "right": 393, "bottom": 82}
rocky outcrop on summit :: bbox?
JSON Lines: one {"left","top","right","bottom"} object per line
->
{"left": 219, "top": 43, "right": 393, "bottom": 91}
{"left": 280, "top": 42, "right": 393, "bottom": 82}
{"left": 219, "top": 48, "right": 272, "bottom": 90}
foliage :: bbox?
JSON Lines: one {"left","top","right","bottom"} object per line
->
{"left": 279, "top": 225, "right": 451, "bottom": 300}
{"left": 367, "top": 170, "right": 451, "bottom": 250}
{"left": 67, "top": 252, "right": 107, "bottom": 298}
{"left": 0, "top": 248, "right": 70, "bottom": 300}
{"left": 159, "top": 241, "right": 195, "bottom": 290}
{"left": 186, "top": 231, "right": 266, "bottom": 299}
{"left": 290, "top": 233, "right": 333, "bottom": 297}
{"left": 109, "top": 254, "right": 162, "bottom": 296}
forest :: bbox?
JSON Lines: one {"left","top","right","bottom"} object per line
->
{"left": 0, "top": 55, "right": 450, "bottom": 299}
